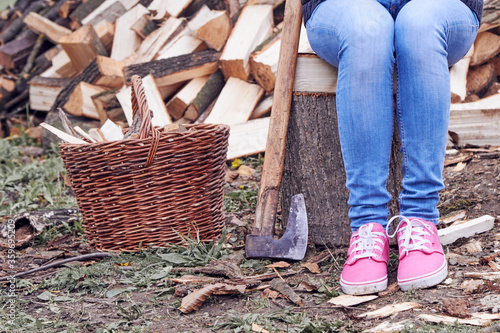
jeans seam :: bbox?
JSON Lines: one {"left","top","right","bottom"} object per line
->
{"left": 395, "top": 62, "right": 408, "bottom": 215}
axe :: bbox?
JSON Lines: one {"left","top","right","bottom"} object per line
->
{"left": 245, "top": 0, "right": 307, "bottom": 260}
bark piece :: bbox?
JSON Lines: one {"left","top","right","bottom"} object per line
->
{"left": 64, "top": 81, "right": 107, "bottom": 119}
{"left": 227, "top": 117, "right": 269, "bottom": 160}
{"left": 123, "top": 49, "right": 220, "bottom": 86}
{"left": 204, "top": 77, "right": 264, "bottom": 125}
{"left": 59, "top": 24, "right": 108, "bottom": 73}
{"left": 470, "top": 31, "right": 500, "bottom": 67}
{"left": 438, "top": 215, "right": 495, "bottom": 245}
{"left": 183, "top": 70, "right": 224, "bottom": 121}
{"left": 188, "top": 5, "right": 232, "bottom": 51}
{"left": 219, "top": 5, "right": 273, "bottom": 80}
{"left": 110, "top": 4, "right": 149, "bottom": 61}
{"left": 23, "top": 12, "right": 72, "bottom": 44}
{"left": 29, "top": 76, "right": 72, "bottom": 112}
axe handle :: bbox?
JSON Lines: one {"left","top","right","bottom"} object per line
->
{"left": 254, "top": 0, "right": 302, "bottom": 235}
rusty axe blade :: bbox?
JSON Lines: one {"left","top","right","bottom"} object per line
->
{"left": 245, "top": 194, "right": 308, "bottom": 260}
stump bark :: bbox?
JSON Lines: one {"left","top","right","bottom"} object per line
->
{"left": 281, "top": 92, "right": 403, "bottom": 247}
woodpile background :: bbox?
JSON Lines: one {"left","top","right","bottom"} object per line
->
{"left": 0, "top": 0, "right": 498, "bottom": 157}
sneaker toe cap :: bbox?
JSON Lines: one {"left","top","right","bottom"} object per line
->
{"left": 341, "top": 259, "right": 387, "bottom": 285}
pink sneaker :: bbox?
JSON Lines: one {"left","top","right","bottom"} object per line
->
{"left": 340, "top": 223, "right": 389, "bottom": 295}
{"left": 387, "top": 216, "right": 448, "bottom": 291}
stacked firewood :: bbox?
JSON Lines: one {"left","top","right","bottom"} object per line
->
{"left": 0, "top": 0, "right": 498, "bottom": 155}
{"left": 0, "top": 0, "right": 285, "bottom": 159}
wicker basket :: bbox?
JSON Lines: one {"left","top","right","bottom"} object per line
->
{"left": 59, "top": 75, "right": 229, "bottom": 251}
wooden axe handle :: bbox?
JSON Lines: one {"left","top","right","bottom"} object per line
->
{"left": 254, "top": 0, "right": 303, "bottom": 235}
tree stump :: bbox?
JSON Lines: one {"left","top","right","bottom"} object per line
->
{"left": 281, "top": 92, "right": 403, "bottom": 247}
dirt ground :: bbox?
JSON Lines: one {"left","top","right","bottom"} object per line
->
{"left": 1, "top": 149, "right": 499, "bottom": 333}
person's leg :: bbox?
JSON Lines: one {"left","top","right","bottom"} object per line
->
{"left": 306, "top": 0, "right": 396, "bottom": 231}
{"left": 393, "top": 0, "right": 479, "bottom": 290}
{"left": 305, "top": 0, "right": 395, "bottom": 295}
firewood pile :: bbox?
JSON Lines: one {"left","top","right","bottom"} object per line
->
{"left": 0, "top": 0, "right": 498, "bottom": 157}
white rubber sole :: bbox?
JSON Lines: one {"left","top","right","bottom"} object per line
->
{"left": 340, "top": 276, "right": 388, "bottom": 295}
{"left": 398, "top": 261, "right": 448, "bottom": 291}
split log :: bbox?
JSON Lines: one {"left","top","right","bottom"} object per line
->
{"left": 58, "top": 0, "right": 83, "bottom": 18}
{"left": 450, "top": 46, "right": 473, "bottom": 102}
{"left": 470, "top": 31, "right": 500, "bottom": 67}
{"left": 156, "top": 35, "right": 206, "bottom": 60}
{"left": 59, "top": 24, "right": 108, "bottom": 73}
{"left": 0, "top": 0, "right": 49, "bottom": 45}
{"left": 219, "top": 5, "right": 273, "bottom": 80}
{"left": 110, "top": 4, "right": 149, "bottom": 61}
{"left": 227, "top": 117, "right": 270, "bottom": 160}
{"left": 29, "top": 76, "right": 72, "bottom": 112}
{"left": 449, "top": 94, "right": 500, "bottom": 146}
{"left": 35, "top": 45, "right": 61, "bottom": 70}
{"left": 250, "top": 94, "right": 273, "bottom": 119}
{"left": 123, "top": 49, "right": 220, "bottom": 86}
{"left": 250, "top": 38, "right": 280, "bottom": 92}
{"left": 80, "top": 0, "right": 139, "bottom": 26}
{"left": 247, "top": 0, "right": 285, "bottom": 6}
{"left": 204, "top": 77, "right": 264, "bottom": 125}
{"left": 188, "top": 5, "right": 232, "bottom": 51}
{"left": 166, "top": 75, "right": 211, "bottom": 120}
{"left": 93, "top": 55, "right": 125, "bottom": 88}
{"left": 438, "top": 215, "right": 495, "bottom": 245}
{"left": 128, "top": 17, "right": 186, "bottom": 64}
{"left": 130, "top": 13, "right": 158, "bottom": 39}
{"left": 52, "top": 50, "right": 77, "bottom": 78}
{"left": 91, "top": 89, "right": 126, "bottom": 124}
{"left": 162, "top": 0, "right": 196, "bottom": 18}
{"left": 141, "top": 74, "right": 172, "bottom": 126}
{"left": 183, "top": 69, "right": 224, "bottom": 121}
{"left": 281, "top": 79, "right": 402, "bottom": 246}
{"left": 64, "top": 81, "right": 106, "bottom": 119}
{"left": 466, "top": 62, "right": 496, "bottom": 96}
{"left": 0, "top": 31, "right": 39, "bottom": 69}
{"left": 147, "top": 0, "right": 169, "bottom": 20}
{"left": 69, "top": 0, "right": 106, "bottom": 26}
{"left": 23, "top": 12, "right": 71, "bottom": 44}
{"left": 84, "top": 1, "right": 127, "bottom": 27}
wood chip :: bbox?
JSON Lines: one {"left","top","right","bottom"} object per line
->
{"left": 363, "top": 320, "right": 411, "bottom": 333}
{"left": 418, "top": 313, "right": 500, "bottom": 327}
{"left": 463, "top": 272, "right": 500, "bottom": 282}
{"left": 356, "top": 302, "right": 421, "bottom": 319}
{"left": 251, "top": 323, "right": 269, "bottom": 333}
{"left": 300, "top": 262, "right": 321, "bottom": 274}
{"left": 265, "top": 261, "right": 290, "bottom": 269}
{"left": 378, "top": 282, "right": 400, "bottom": 297}
{"left": 460, "top": 279, "right": 485, "bottom": 294}
{"left": 328, "top": 294, "right": 378, "bottom": 307}
{"left": 438, "top": 215, "right": 495, "bottom": 245}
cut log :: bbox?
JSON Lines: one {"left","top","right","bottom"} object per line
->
{"left": 123, "top": 49, "right": 220, "bottom": 86}
{"left": 162, "top": 0, "right": 196, "bottom": 18}
{"left": 58, "top": 0, "right": 82, "bottom": 18}
{"left": 70, "top": 0, "right": 106, "bottom": 25}
{"left": 93, "top": 55, "right": 125, "bottom": 88}
{"left": 63, "top": 81, "right": 107, "bottom": 119}
{"left": 116, "top": 85, "right": 134, "bottom": 125}
{"left": 157, "top": 82, "right": 184, "bottom": 100}
{"left": 0, "top": 31, "right": 39, "bottom": 69}
{"left": 156, "top": 34, "right": 206, "bottom": 60}
{"left": 188, "top": 5, "right": 232, "bottom": 51}
{"left": 438, "top": 215, "right": 495, "bottom": 245}
{"left": 449, "top": 94, "right": 500, "bottom": 146}
{"left": 250, "top": 37, "right": 280, "bottom": 92}
{"left": 250, "top": 94, "right": 273, "bottom": 119}
{"left": 204, "top": 77, "right": 264, "bottom": 125}
{"left": 52, "top": 50, "right": 78, "bottom": 78}
{"left": 141, "top": 74, "right": 172, "bottom": 127}
{"left": 110, "top": 4, "right": 149, "bottom": 61}
{"left": 80, "top": 0, "right": 139, "bottom": 26}
{"left": 93, "top": 19, "right": 115, "bottom": 52}
{"left": 166, "top": 75, "right": 210, "bottom": 120}
{"left": 29, "top": 76, "right": 72, "bottom": 112}
{"left": 127, "top": 17, "right": 187, "bottom": 64}
{"left": 281, "top": 92, "right": 402, "bottom": 246}
{"left": 470, "top": 31, "right": 500, "bottom": 67}
{"left": 91, "top": 88, "right": 125, "bottom": 124}
{"left": 23, "top": 12, "right": 71, "bottom": 44}
{"left": 294, "top": 54, "right": 338, "bottom": 93}
{"left": 219, "top": 5, "right": 273, "bottom": 80}
{"left": 227, "top": 117, "right": 270, "bottom": 160}
{"left": 59, "top": 24, "right": 108, "bottom": 73}
{"left": 130, "top": 13, "right": 158, "bottom": 39}
{"left": 466, "top": 62, "right": 496, "bottom": 95}
{"left": 183, "top": 69, "right": 224, "bottom": 121}
{"left": 450, "top": 57, "right": 471, "bottom": 102}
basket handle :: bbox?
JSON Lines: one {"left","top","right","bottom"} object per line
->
{"left": 130, "top": 75, "right": 160, "bottom": 167}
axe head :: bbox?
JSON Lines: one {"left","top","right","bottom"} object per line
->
{"left": 245, "top": 194, "right": 308, "bottom": 260}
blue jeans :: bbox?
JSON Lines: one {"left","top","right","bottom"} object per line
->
{"left": 305, "top": 0, "right": 479, "bottom": 230}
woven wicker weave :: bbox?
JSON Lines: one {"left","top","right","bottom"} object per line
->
{"left": 59, "top": 76, "right": 229, "bottom": 251}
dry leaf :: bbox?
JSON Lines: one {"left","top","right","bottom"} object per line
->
{"left": 261, "top": 288, "right": 279, "bottom": 300}
{"left": 179, "top": 283, "right": 223, "bottom": 314}
{"left": 269, "top": 278, "right": 303, "bottom": 306}
{"left": 237, "top": 165, "right": 256, "bottom": 178}
{"left": 300, "top": 262, "right": 321, "bottom": 274}
{"left": 214, "top": 284, "right": 247, "bottom": 295}
{"left": 297, "top": 281, "right": 319, "bottom": 292}
{"left": 266, "top": 261, "right": 290, "bottom": 269}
